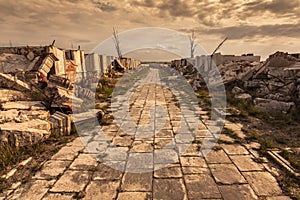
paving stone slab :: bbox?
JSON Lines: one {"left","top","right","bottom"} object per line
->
{"left": 117, "top": 192, "right": 152, "bottom": 200}
{"left": 42, "top": 193, "right": 74, "bottom": 200}
{"left": 93, "top": 163, "right": 123, "bottom": 180}
{"left": 69, "top": 153, "right": 98, "bottom": 171}
{"left": 218, "top": 134, "right": 235, "bottom": 143}
{"left": 154, "top": 138, "right": 176, "bottom": 149}
{"left": 209, "top": 164, "right": 247, "bottom": 184}
{"left": 154, "top": 149, "right": 179, "bottom": 164}
{"left": 221, "top": 144, "right": 249, "bottom": 155}
{"left": 84, "top": 180, "right": 119, "bottom": 200}
{"left": 102, "top": 147, "right": 128, "bottom": 161}
{"left": 66, "top": 137, "right": 86, "bottom": 147}
{"left": 182, "top": 166, "right": 209, "bottom": 174}
{"left": 266, "top": 196, "right": 292, "bottom": 200}
{"left": 218, "top": 184, "right": 258, "bottom": 200}
{"left": 243, "top": 171, "right": 283, "bottom": 196}
{"left": 50, "top": 170, "right": 90, "bottom": 193}
{"left": 7, "top": 180, "right": 55, "bottom": 200}
{"left": 153, "top": 179, "right": 187, "bottom": 200}
{"left": 230, "top": 155, "right": 264, "bottom": 171}
{"left": 130, "top": 140, "right": 153, "bottom": 153}
{"left": 154, "top": 164, "right": 182, "bottom": 178}
{"left": 184, "top": 174, "right": 222, "bottom": 199}
{"left": 112, "top": 136, "right": 133, "bottom": 147}
{"left": 155, "top": 129, "right": 174, "bottom": 138}
{"left": 203, "top": 149, "right": 232, "bottom": 164}
{"left": 51, "top": 146, "right": 83, "bottom": 161}
{"left": 177, "top": 144, "right": 200, "bottom": 156}
{"left": 121, "top": 172, "right": 152, "bottom": 192}
{"left": 224, "top": 123, "right": 243, "bottom": 131}
{"left": 126, "top": 153, "right": 153, "bottom": 170}
{"left": 180, "top": 156, "right": 207, "bottom": 167}
{"left": 34, "top": 160, "right": 71, "bottom": 180}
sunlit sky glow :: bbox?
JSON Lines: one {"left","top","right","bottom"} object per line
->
{"left": 0, "top": 0, "right": 299, "bottom": 60}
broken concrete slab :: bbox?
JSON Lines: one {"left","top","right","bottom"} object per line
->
{"left": 254, "top": 98, "right": 295, "bottom": 113}
{"left": 0, "top": 109, "right": 49, "bottom": 123}
{"left": 0, "top": 101, "right": 46, "bottom": 110}
{"left": 0, "top": 89, "right": 31, "bottom": 102}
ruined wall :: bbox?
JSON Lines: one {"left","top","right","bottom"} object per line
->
{"left": 213, "top": 53, "right": 260, "bottom": 65}
{"left": 48, "top": 46, "right": 66, "bottom": 76}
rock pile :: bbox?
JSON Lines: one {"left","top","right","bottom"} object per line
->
{"left": 171, "top": 51, "right": 300, "bottom": 114}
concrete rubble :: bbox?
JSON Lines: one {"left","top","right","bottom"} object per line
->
{"left": 0, "top": 45, "right": 141, "bottom": 148}
{"left": 171, "top": 52, "right": 300, "bottom": 113}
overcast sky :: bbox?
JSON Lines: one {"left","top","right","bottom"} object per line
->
{"left": 0, "top": 0, "right": 299, "bottom": 60}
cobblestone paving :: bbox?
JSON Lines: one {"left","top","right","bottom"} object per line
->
{"left": 2, "top": 68, "right": 291, "bottom": 200}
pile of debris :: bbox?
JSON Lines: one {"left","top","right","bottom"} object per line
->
{"left": 170, "top": 59, "right": 203, "bottom": 91}
{"left": 0, "top": 45, "right": 141, "bottom": 148}
{"left": 171, "top": 51, "right": 300, "bottom": 114}
{"left": 240, "top": 52, "right": 300, "bottom": 113}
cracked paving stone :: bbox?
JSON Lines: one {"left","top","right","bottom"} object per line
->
{"left": 34, "top": 160, "right": 71, "bottom": 180}
{"left": 42, "top": 193, "right": 74, "bottom": 200}
{"left": 180, "top": 156, "right": 207, "bottom": 167}
{"left": 69, "top": 153, "right": 98, "bottom": 171}
{"left": 184, "top": 174, "right": 222, "bottom": 199}
{"left": 221, "top": 144, "right": 249, "bottom": 155}
{"left": 93, "top": 163, "right": 122, "bottom": 180}
{"left": 121, "top": 172, "right": 152, "bottom": 192}
{"left": 50, "top": 170, "right": 90, "bottom": 193}
{"left": 154, "top": 164, "right": 182, "bottom": 178}
{"left": 209, "top": 164, "right": 247, "bottom": 184}
{"left": 7, "top": 179, "right": 55, "bottom": 200}
{"left": 84, "top": 180, "right": 119, "bottom": 200}
{"left": 153, "top": 179, "right": 187, "bottom": 200}
{"left": 243, "top": 171, "right": 283, "bottom": 196}
{"left": 117, "top": 192, "right": 152, "bottom": 200}
{"left": 230, "top": 155, "right": 264, "bottom": 171}
{"left": 218, "top": 184, "right": 258, "bottom": 200}
{"left": 203, "top": 149, "right": 232, "bottom": 164}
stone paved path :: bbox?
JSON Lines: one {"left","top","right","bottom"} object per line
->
{"left": 2, "top": 66, "right": 292, "bottom": 200}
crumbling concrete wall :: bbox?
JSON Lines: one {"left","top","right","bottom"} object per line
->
{"left": 213, "top": 53, "right": 260, "bottom": 65}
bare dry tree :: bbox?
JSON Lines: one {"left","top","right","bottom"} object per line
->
{"left": 189, "top": 30, "right": 197, "bottom": 58}
{"left": 113, "top": 27, "right": 122, "bottom": 58}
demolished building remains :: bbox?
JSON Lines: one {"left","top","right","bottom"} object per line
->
{"left": 171, "top": 52, "right": 300, "bottom": 114}
{"left": 0, "top": 45, "right": 141, "bottom": 148}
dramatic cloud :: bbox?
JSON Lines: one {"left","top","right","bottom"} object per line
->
{"left": 0, "top": 0, "right": 299, "bottom": 59}
{"left": 201, "top": 22, "right": 300, "bottom": 39}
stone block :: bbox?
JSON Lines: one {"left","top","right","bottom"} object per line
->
{"left": 153, "top": 179, "right": 187, "bottom": 200}
{"left": 243, "top": 171, "right": 283, "bottom": 196}
{"left": 50, "top": 170, "right": 90, "bottom": 193}
{"left": 0, "top": 101, "right": 46, "bottom": 110}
